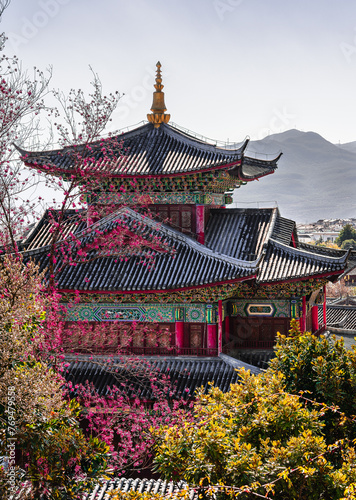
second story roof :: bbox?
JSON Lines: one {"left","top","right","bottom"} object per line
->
{"left": 21, "top": 207, "right": 258, "bottom": 292}
{"left": 19, "top": 207, "right": 352, "bottom": 293}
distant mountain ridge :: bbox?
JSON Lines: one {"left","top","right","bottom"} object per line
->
{"left": 234, "top": 129, "right": 356, "bottom": 223}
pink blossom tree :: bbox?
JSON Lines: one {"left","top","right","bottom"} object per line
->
{"left": 0, "top": 41, "right": 193, "bottom": 498}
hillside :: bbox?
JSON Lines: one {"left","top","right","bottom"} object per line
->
{"left": 235, "top": 129, "right": 356, "bottom": 223}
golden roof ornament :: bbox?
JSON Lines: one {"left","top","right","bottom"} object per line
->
{"left": 147, "top": 61, "right": 170, "bottom": 128}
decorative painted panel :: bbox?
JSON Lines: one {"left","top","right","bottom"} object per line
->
{"left": 175, "top": 307, "right": 185, "bottom": 322}
{"left": 290, "top": 299, "right": 300, "bottom": 319}
{"left": 229, "top": 299, "right": 290, "bottom": 318}
{"left": 109, "top": 169, "right": 237, "bottom": 194}
{"left": 63, "top": 302, "right": 207, "bottom": 323}
{"left": 60, "top": 280, "right": 250, "bottom": 304}
{"left": 224, "top": 194, "right": 233, "bottom": 205}
{"left": 230, "top": 279, "right": 328, "bottom": 300}
{"left": 91, "top": 192, "right": 226, "bottom": 206}
{"left": 60, "top": 279, "right": 327, "bottom": 308}
{"left": 245, "top": 303, "right": 276, "bottom": 317}
{"left": 203, "top": 193, "right": 225, "bottom": 206}
{"left": 206, "top": 304, "right": 217, "bottom": 324}
{"left": 185, "top": 305, "right": 205, "bottom": 323}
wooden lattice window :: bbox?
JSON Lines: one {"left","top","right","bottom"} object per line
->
{"left": 149, "top": 205, "right": 195, "bottom": 235}
{"left": 184, "top": 323, "right": 205, "bottom": 349}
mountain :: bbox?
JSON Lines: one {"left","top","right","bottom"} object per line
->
{"left": 234, "top": 129, "right": 356, "bottom": 223}
{"left": 338, "top": 141, "right": 356, "bottom": 154}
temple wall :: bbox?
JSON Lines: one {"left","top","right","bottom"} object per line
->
{"left": 60, "top": 293, "right": 321, "bottom": 355}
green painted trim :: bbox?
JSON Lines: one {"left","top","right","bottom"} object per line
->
{"left": 89, "top": 192, "right": 228, "bottom": 206}
{"left": 62, "top": 302, "right": 206, "bottom": 323}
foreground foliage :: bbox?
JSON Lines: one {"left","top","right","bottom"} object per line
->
{"left": 149, "top": 322, "right": 356, "bottom": 499}
{"left": 153, "top": 371, "right": 356, "bottom": 498}
{"left": 270, "top": 319, "right": 356, "bottom": 443}
{"left": 0, "top": 256, "right": 110, "bottom": 499}
{"left": 0, "top": 256, "right": 195, "bottom": 498}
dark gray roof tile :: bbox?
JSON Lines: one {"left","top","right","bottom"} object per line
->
{"left": 205, "top": 208, "right": 274, "bottom": 260}
{"left": 83, "top": 478, "right": 193, "bottom": 500}
{"left": 17, "top": 122, "right": 279, "bottom": 181}
{"left": 318, "top": 304, "right": 356, "bottom": 330}
{"left": 22, "top": 207, "right": 257, "bottom": 291}
{"left": 258, "top": 239, "right": 348, "bottom": 283}
{"left": 63, "top": 354, "right": 260, "bottom": 398}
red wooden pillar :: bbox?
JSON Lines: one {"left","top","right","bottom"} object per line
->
{"left": 175, "top": 307, "right": 184, "bottom": 353}
{"left": 311, "top": 306, "right": 319, "bottom": 333}
{"left": 323, "top": 284, "right": 327, "bottom": 328}
{"left": 175, "top": 322, "right": 184, "bottom": 352}
{"left": 218, "top": 300, "right": 223, "bottom": 354}
{"left": 206, "top": 304, "right": 217, "bottom": 354}
{"left": 207, "top": 324, "right": 217, "bottom": 352}
{"left": 196, "top": 205, "right": 205, "bottom": 244}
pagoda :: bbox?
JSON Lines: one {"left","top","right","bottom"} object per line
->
{"left": 17, "top": 62, "right": 355, "bottom": 358}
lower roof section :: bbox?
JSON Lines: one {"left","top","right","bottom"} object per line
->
{"left": 300, "top": 242, "right": 356, "bottom": 278}
{"left": 85, "top": 478, "right": 193, "bottom": 500}
{"left": 205, "top": 208, "right": 274, "bottom": 260}
{"left": 258, "top": 238, "right": 348, "bottom": 284}
{"left": 63, "top": 354, "right": 261, "bottom": 399}
{"left": 318, "top": 303, "right": 356, "bottom": 331}
{"left": 18, "top": 477, "right": 194, "bottom": 500}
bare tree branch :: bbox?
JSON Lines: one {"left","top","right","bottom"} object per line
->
{"left": 0, "top": 0, "right": 10, "bottom": 20}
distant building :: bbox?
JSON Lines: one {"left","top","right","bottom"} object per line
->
{"left": 345, "top": 269, "right": 356, "bottom": 286}
{"left": 298, "top": 218, "right": 356, "bottom": 246}
{"left": 305, "top": 231, "right": 339, "bottom": 243}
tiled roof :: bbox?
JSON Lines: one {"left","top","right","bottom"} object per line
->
{"left": 241, "top": 154, "right": 282, "bottom": 180}
{"left": 205, "top": 208, "right": 274, "bottom": 260}
{"left": 14, "top": 478, "right": 194, "bottom": 500}
{"left": 17, "top": 122, "right": 280, "bottom": 180}
{"left": 233, "top": 351, "right": 276, "bottom": 369}
{"left": 21, "top": 209, "right": 85, "bottom": 251}
{"left": 205, "top": 208, "right": 349, "bottom": 284}
{"left": 271, "top": 215, "right": 298, "bottom": 246}
{"left": 63, "top": 354, "right": 261, "bottom": 398}
{"left": 258, "top": 239, "right": 348, "bottom": 283}
{"left": 318, "top": 304, "right": 356, "bottom": 331}
{"left": 22, "top": 207, "right": 257, "bottom": 291}
{"left": 328, "top": 297, "right": 356, "bottom": 306}
{"left": 299, "top": 244, "right": 356, "bottom": 277}
{"left": 300, "top": 242, "right": 352, "bottom": 259}
{"left": 84, "top": 478, "right": 193, "bottom": 500}
{"left": 21, "top": 207, "right": 350, "bottom": 291}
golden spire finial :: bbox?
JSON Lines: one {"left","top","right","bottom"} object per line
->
{"left": 147, "top": 61, "right": 170, "bottom": 128}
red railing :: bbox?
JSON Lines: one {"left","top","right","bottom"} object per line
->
{"left": 65, "top": 346, "right": 219, "bottom": 356}
{"left": 119, "top": 346, "right": 218, "bottom": 356}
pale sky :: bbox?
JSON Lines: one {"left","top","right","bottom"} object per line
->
{"left": 2, "top": 0, "right": 356, "bottom": 145}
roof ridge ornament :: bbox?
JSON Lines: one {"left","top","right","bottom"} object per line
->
{"left": 147, "top": 61, "right": 171, "bottom": 128}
